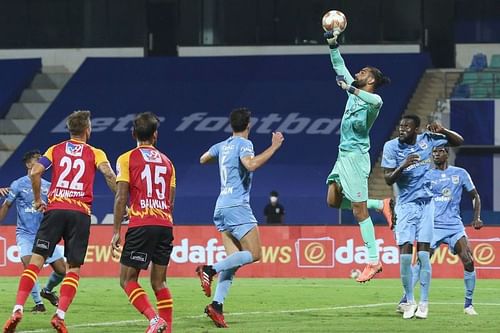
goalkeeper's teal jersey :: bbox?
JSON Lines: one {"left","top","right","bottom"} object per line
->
{"left": 330, "top": 48, "right": 383, "bottom": 154}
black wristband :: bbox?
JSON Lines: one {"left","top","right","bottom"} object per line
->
{"left": 329, "top": 43, "right": 340, "bottom": 50}
{"left": 347, "top": 86, "right": 356, "bottom": 94}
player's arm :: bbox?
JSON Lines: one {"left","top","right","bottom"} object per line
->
{"left": 383, "top": 154, "right": 420, "bottom": 185}
{"left": 336, "top": 80, "right": 383, "bottom": 107}
{"left": 328, "top": 47, "right": 355, "bottom": 85}
{"left": 0, "top": 184, "right": 18, "bottom": 222}
{"left": 111, "top": 181, "right": 129, "bottom": 256}
{"left": 427, "top": 122, "right": 464, "bottom": 147}
{"left": 240, "top": 132, "right": 284, "bottom": 172}
{"left": 98, "top": 162, "right": 117, "bottom": 194}
{"left": 0, "top": 200, "right": 12, "bottom": 222}
{"left": 30, "top": 162, "right": 47, "bottom": 212}
{"left": 0, "top": 187, "right": 9, "bottom": 196}
{"left": 468, "top": 188, "right": 483, "bottom": 229}
{"left": 170, "top": 163, "right": 176, "bottom": 212}
{"left": 200, "top": 151, "right": 217, "bottom": 164}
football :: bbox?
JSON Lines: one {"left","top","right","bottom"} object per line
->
{"left": 322, "top": 10, "right": 347, "bottom": 34}
{"left": 350, "top": 268, "right": 361, "bottom": 279}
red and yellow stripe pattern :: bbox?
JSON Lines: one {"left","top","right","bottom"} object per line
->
{"left": 156, "top": 298, "right": 173, "bottom": 310}
{"left": 21, "top": 268, "right": 38, "bottom": 284}
{"left": 62, "top": 275, "right": 79, "bottom": 291}
{"left": 128, "top": 287, "right": 147, "bottom": 305}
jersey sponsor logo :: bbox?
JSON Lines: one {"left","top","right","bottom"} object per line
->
{"left": 451, "top": 175, "right": 460, "bottom": 184}
{"left": 240, "top": 147, "right": 254, "bottom": 155}
{"left": 65, "top": 142, "right": 83, "bottom": 157}
{"left": 139, "top": 148, "right": 162, "bottom": 163}
{"left": 418, "top": 140, "right": 428, "bottom": 149}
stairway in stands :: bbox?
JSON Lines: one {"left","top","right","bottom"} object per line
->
{"left": 0, "top": 66, "right": 72, "bottom": 166}
{"left": 368, "top": 69, "right": 462, "bottom": 199}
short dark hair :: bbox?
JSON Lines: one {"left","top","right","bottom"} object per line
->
{"left": 133, "top": 112, "right": 160, "bottom": 141}
{"left": 67, "top": 110, "right": 91, "bottom": 136}
{"left": 433, "top": 145, "right": 449, "bottom": 153}
{"left": 230, "top": 107, "right": 251, "bottom": 133}
{"left": 367, "top": 66, "right": 391, "bottom": 89}
{"left": 402, "top": 114, "right": 421, "bottom": 127}
{"left": 22, "top": 149, "right": 41, "bottom": 163}
{"left": 270, "top": 190, "right": 279, "bottom": 197}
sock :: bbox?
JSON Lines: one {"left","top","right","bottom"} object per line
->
{"left": 399, "top": 293, "right": 407, "bottom": 304}
{"left": 56, "top": 309, "right": 65, "bottom": 319}
{"left": 58, "top": 272, "right": 80, "bottom": 312}
{"left": 45, "top": 272, "right": 65, "bottom": 291}
{"left": 213, "top": 268, "right": 237, "bottom": 305}
{"left": 213, "top": 251, "right": 252, "bottom": 273}
{"left": 31, "top": 282, "right": 43, "bottom": 305}
{"left": 359, "top": 217, "right": 379, "bottom": 264}
{"left": 340, "top": 198, "right": 352, "bottom": 209}
{"left": 411, "top": 261, "right": 421, "bottom": 289}
{"left": 464, "top": 270, "right": 476, "bottom": 307}
{"left": 15, "top": 264, "right": 41, "bottom": 306}
{"left": 418, "top": 251, "right": 431, "bottom": 304}
{"left": 155, "top": 287, "right": 173, "bottom": 333}
{"left": 124, "top": 281, "right": 156, "bottom": 320}
{"left": 400, "top": 254, "right": 414, "bottom": 302}
{"left": 367, "top": 199, "right": 383, "bottom": 210}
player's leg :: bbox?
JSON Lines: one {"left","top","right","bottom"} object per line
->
{"left": 17, "top": 238, "right": 46, "bottom": 311}
{"left": 151, "top": 226, "right": 174, "bottom": 332}
{"left": 41, "top": 248, "right": 66, "bottom": 307}
{"left": 454, "top": 236, "right": 478, "bottom": 315}
{"left": 120, "top": 226, "right": 166, "bottom": 332}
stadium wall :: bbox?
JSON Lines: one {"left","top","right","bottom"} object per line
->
{"left": 0, "top": 225, "right": 498, "bottom": 278}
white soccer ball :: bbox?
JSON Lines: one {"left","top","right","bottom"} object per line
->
{"left": 350, "top": 268, "right": 361, "bottom": 279}
{"left": 322, "top": 10, "right": 348, "bottom": 34}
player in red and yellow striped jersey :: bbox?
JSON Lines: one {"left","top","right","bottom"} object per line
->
{"left": 111, "top": 112, "right": 174, "bottom": 333}
{"left": 4, "top": 110, "right": 117, "bottom": 333}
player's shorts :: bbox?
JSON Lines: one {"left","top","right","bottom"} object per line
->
{"left": 213, "top": 204, "right": 258, "bottom": 241}
{"left": 17, "top": 234, "right": 64, "bottom": 264}
{"left": 431, "top": 227, "right": 467, "bottom": 255}
{"left": 394, "top": 198, "right": 434, "bottom": 245}
{"left": 326, "top": 151, "right": 370, "bottom": 203}
{"left": 121, "top": 225, "right": 174, "bottom": 270}
{"left": 33, "top": 209, "right": 90, "bottom": 266}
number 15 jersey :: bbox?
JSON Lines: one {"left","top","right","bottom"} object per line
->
{"left": 40, "top": 139, "right": 109, "bottom": 215}
{"left": 116, "top": 145, "right": 175, "bottom": 228}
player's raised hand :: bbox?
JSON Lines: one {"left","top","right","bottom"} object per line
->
{"left": 402, "top": 154, "right": 420, "bottom": 168}
{"left": 472, "top": 218, "right": 484, "bottom": 230}
{"left": 427, "top": 122, "right": 445, "bottom": 133}
{"left": 271, "top": 132, "right": 284, "bottom": 149}
{"left": 111, "top": 232, "right": 122, "bottom": 259}
{"left": 0, "top": 187, "right": 9, "bottom": 196}
{"left": 325, "top": 30, "right": 340, "bottom": 45}
{"left": 336, "top": 75, "right": 349, "bottom": 90}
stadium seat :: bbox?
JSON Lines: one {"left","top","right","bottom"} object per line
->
{"left": 451, "top": 83, "right": 470, "bottom": 98}
{"left": 490, "top": 54, "right": 500, "bottom": 68}
{"left": 468, "top": 53, "right": 487, "bottom": 71}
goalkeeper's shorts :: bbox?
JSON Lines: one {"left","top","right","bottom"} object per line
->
{"left": 326, "top": 150, "right": 370, "bottom": 203}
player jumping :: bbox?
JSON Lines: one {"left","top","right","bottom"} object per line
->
{"left": 196, "top": 108, "right": 284, "bottom": 328}
{"left": 324, "top": 29, "right": 394, "bottom": 283}
{"left": 382, "top": 116, "right": 463, "bottom": 319}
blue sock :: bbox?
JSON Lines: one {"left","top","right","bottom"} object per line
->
{"left": 418, "top": 251, "right": 431, "bottom": 304}
{"left": 213, "top": 268, "right": 237, "bottom": 304}
{"left": 45, "top": 272, "right": 65, "bottom": 291}
{"left": 213, "top": 251, "right": 253, "bottom": 273}
{"left": 412, "top": 261, "right": 420, "bottom": 290}
{"left": 400, "top": 254, "right": 414, "bottom": 302}
{"left": 399, "top": 293, "right": 407, "bottom": 304}
{"left": 31, "top": 281, "right": 43, "bottom": 305}
{"left": 464, "top": 270, "right": 476, "bottom": 307}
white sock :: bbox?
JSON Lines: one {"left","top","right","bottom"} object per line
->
{"left": 13, "top": 305, "right": 23, "bottom": 314}
{"left": 56, "top": 309, "right": 65, "bottom": 319}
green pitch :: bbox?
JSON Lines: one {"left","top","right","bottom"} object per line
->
{"left": 1, "top": 277, "right": 499, "bottom": 332}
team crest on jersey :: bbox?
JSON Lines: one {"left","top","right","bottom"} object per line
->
{"left": 65, "top": 142, "right": 83, "bottom": 157}
{"left": 451, "top": 175, "right": 460, "bottom": 184}
{"left": 418, "top": 141, "right": 428, "bottom": 150}
{"left": 442, "top": 188, "right": 451, "bottom": 197}
{"left": 139, "top": 148, "right": 161, "bottom": 163}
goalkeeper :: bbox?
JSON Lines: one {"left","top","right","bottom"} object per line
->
{"left": 324, "top": 30, "right": 393, "bottom": 283}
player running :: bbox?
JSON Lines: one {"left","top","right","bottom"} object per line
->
{"left": 0, "top": 150, "right": 66, "bottom": 313}
{"left": 324, "top": 29, "right": 394, "bottom": 282}
{"left": 382, "top": 116, "right": 463, "bottom": 319}
{"left": 196, "top": 108, "right": 284, "bottom": 328}
{"left": 111, "top": 112, "right": 174, "bottom": 333}
{"left": 3, "top": 110, "right": 117, "bottom": 333}
{"left": 397, "top": 146, "right": 482, "bottom": 315}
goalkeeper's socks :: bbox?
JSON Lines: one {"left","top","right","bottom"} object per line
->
{"left": 359, "top": 218, "right": 379, "bottom": 264}
{"left": 155, "top": 287, "right": 173, "bottom": 333}
{"left": 417, "top": 251, "right": 431, "bottom": 304}
{"left": 58, "top": 272, "right": 80, "bottom": 312}
{"left": 124, "top": 281, "right": 156, "bottom": 320}
{"left": 213, "top": 251, "right": 252, "bottom": 272}
{"left": 16, "top": 264, "right": 41, "bottom": 306}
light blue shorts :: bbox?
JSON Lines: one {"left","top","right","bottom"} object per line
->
{"left": 431, "top": 227, "right": 467, "bottom": 255}
{"left": 17, "top": 235, "right": 65, "bottom": 264}
{"left": 394, "top": 199, "right": 434, "bottom": 246}
{"left": 213, "top": 204, "right": 258, "bottom": 241}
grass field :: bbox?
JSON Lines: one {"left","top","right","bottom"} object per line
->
{"left": 1, "top": 277, "right": 499, "bottom": 332}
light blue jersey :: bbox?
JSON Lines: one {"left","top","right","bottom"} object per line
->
{"left": 209, "top": 136, "right": 255, "bottom": 209}
{"left": 428, "top": 166, "right": 475, "bottom": 230}
{"left": 5, "top": 176, "right": 50, "bottom": 237}
{"left": 381, "top": 132, "right": 448, "bottom": 204}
